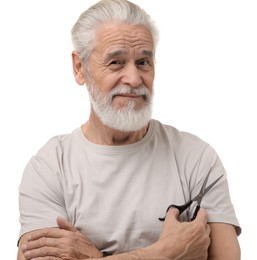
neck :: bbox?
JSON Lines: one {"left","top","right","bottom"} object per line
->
{"left": 81, "top": 112, "right": 149, "bottom": 146}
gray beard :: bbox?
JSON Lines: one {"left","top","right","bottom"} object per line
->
{"left": 87, "top": 83, "right": 153, "bottom": 132}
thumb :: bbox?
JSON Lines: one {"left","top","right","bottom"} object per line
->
{"left": 193, "top": 208, "right": 208, "bottom": 223}
{"left": 57, "top": 216, "right": 77, "bottom": 232}
{"left": 160, "top": 207, "right": 180, "bottom": 238}
{"left": 165, "top": 207, "right": 180, "bottom": 222}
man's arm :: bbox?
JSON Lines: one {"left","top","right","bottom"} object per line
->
{"left": 208, "top": 223, "right": 240, "bottom": 259}
{"left": 17, "top": 233, "right": 29, "bottom": 260}
{"left": 17, "top": 217, "right": 103, "bottom": 260}
{"left": 18, "top": 208, "right": 211, "bottom": 260}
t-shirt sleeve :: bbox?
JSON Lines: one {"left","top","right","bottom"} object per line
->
{"left": 18, "top": 146, "right": 67, "bottom": 241}
{"left": 189, "top": 145, "right": 241, "bottom": 235}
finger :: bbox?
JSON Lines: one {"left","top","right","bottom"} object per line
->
{"left": 24, "top": 246, "right": 60, "bottom": 259}
{"left": 193, "top": 208, "right": 208, "bottom": 223}
{"left": 206, "top": 223, "right": 211, "bottom": 236}
{"left": 167, "top": 207, "right": 180, "bottom": 217}
{"left": 27, "top": 227, "right": 64, "bottom": 242}
{"left": 23, "top": 237, "right": 60, "bottom": 252}
{"left": 57, "top": 216, "right": 77, "bottom": 232}
{"left": 164, "top": 207, "right": 180, "bottom": 223}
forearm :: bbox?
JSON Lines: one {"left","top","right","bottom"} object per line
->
{"left": 17, "top": 248, "right": 26, "bottom": 260}
{"left": 17, "top": 233, "right": 30, "bottom": 260}
{"left": 208, "top": 223, "right": 240, "bottom": 260}
{"left": 94, "top": 245, "right": 169, "bottom": 260}
{"left": 18, "top": 210, "right": 211, "bottom": 260}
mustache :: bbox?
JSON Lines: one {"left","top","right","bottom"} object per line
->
{"left": 110, "top": 84, "right": 151, "bottom": 97}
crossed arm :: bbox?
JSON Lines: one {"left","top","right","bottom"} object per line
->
{"left": 17, "top": 208, "right": 240, "bottom": 260}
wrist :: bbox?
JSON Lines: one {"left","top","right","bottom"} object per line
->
{"left": 149, "top": 240, "right": 176, "bottom": 260}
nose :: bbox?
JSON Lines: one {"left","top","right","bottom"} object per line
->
{"left": 120, "top": 63, "right": 143, "bottom": 87}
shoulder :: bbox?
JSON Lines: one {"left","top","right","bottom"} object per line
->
{"left": 36, "top": 128, "right": 80, "bottom": 157}
{"left": 26, "top": 128, "right": 81, "bottom": 173}
{"left": 153, "top": 120, "right": 209, "bottom": 151}
{"left": 152, "top": 120, "right": 221, "bottom": 168}
{"left": 20, "top": 129, "right": 82, "bottom": 195}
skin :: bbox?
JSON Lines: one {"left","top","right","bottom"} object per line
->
{"left": 17, "top": 210, "right": 240, "bottom": 259}
{"left": 208, "top": 223, "right": 240, "bottom": 259}
{"left": 76, "top": 23, "right": 155, "bottom": 145}
{"left": 17, "top": 217, "right": 103, "bottom": 260}
{"left": 18, "top": 209, "right": 211, "bottom": 260}
{"left": 17, "top": 22, "right": 241, "bottom": 259}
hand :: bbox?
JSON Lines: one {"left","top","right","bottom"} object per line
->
{"left": 22, "top": 217, "right": 102, "bottom": 259}
{"left": 154, "top": 208, "right": 211, "bottom": 260}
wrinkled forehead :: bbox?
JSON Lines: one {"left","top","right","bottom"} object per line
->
{"left": 94, "top": 22, "right": 154, "bottom": 57}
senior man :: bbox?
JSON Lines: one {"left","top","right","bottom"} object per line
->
{"left": 17, "top": 0, "right": 241, "bottom": 259}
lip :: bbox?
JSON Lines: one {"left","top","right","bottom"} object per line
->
{"left": 114, "top": 94, "right": 141, "bottom": 98}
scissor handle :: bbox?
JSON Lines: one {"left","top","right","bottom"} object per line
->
{"left": 190, "top": 205, "right": 200, "bottom": 221}
{"left": 159, "top": 200, "right": 193, "bottom": 221}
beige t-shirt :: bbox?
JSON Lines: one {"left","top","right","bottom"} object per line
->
{"left": 18, "top": 119, "right": 240, "bottom": 253}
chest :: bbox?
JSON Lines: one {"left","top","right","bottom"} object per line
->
{"left": 62, "top": 148, "right": 189, "bottom": 252}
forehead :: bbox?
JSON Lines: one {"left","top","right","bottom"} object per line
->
{"left": 94, "top": 23, "right": 154, "bottom": 57}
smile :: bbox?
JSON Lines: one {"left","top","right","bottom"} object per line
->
{"left": 114, "top": 93, "right": 142, "bottom": 98}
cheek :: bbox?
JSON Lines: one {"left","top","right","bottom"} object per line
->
{"left": 89, "top": 58, "right": 109, "bottom": 84}
{"left": 99, "top": 73, "right": 121, "bottom": 90}
{"left": 144, "top": 73, "right": 154, "bottom": 92}
{"left": 91, "top": 74, "right": 121, "bottom": 98}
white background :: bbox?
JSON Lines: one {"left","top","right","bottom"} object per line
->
{"left": 0, "top": 0, "right": 256, "bottom": 259}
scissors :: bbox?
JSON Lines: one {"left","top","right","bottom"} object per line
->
{"left": 159, "top": 168, "right": 223, "bottom": 222}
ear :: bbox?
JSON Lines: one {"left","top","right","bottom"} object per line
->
{"left": 72, "top": 51, "right": 87, "bottom": 85}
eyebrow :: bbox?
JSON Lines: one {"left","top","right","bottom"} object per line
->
{"left": 105, "top": 49, "right": 153, "bottom": 62}
{"left": 141, "top": 50, "right": 153, "bottom": 58}
{"left": 106, "top": 50, "right": 126, "bottom": 61}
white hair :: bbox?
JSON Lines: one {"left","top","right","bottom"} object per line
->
{"left": 71, "top": 0, "right": 159, "bottom": 65}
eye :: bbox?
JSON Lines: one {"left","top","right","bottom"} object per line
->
{"left": 137, "top": 58, "right": 151, "bottom": 70}
{"left": 110, "top": 60, "right": 122, "bottom": 65}
{"left": 108, "top": 60, "right": 125, "bottom": 70}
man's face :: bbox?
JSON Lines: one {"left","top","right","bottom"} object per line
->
{"left": 86, "top": 23, "right": 155, "bottom": 132}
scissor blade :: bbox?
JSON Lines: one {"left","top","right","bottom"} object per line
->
{"left": 199, "top": 168, "right": 212, "bottom": 195}
{"left": 194, "top": 168, "right": 212, "bottom": 205}
{"left": 192, "top": 174, "right": 223, "bottom": 202}
{"left": 203, "top": 174, "right": 223, "bottom": 196}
